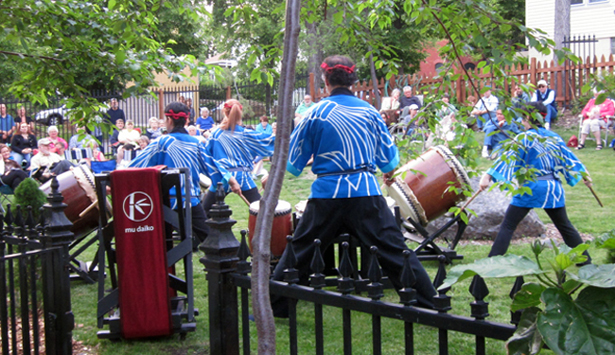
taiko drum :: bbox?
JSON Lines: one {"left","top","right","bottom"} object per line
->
{"left": 39, "top": 166, "right": 108, "bottom": 238}
{"left": 248, "top": 200, "right": 292, "bottom": 259}
{"left": 388, "top": 145, "right": 470, "bottom": 226}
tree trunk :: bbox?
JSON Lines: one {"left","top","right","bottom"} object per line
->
{"left": 369, "top": 51, "right": 381, "bottom": 110}
{"left": 553, "top": 0, "right": 571, "bottom": 64}
{"left": 250, "top": 0, "right": 301, "bottom": 353}
{"left": 305, "top": 20, "right": 323, "bottom": 97}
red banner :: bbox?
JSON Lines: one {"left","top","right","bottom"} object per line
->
{"left": 111, "top": 166, "right": 172, "bottom": 339}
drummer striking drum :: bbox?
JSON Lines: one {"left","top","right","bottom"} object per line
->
{"left": 271, "top": 55, "right": 436, "bottom": 317}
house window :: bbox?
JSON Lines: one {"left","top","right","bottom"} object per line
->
{"left": 572, "top": 0, "right": 607, "bottom": 4}
{"left": 611, "top": 38, "right": 615, "bottom": 55}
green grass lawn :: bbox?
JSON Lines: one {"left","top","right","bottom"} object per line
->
{"left": 32, "top": 124, "right": 614, "bottom": 354}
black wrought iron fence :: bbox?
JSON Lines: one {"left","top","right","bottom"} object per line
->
{"left": 0, "top": 179, "right": 75, "bottom": 355}
{"left": 201, "top": 194, "right": 520, "bottom": 355}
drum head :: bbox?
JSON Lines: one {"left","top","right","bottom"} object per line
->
{"left": 249, "top": 200, "right": 292, "bottom": 216}
{"left": 385, "top": 178, "right": 428, "bottom": 226}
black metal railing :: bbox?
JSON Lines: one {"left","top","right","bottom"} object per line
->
{"left": 201, "top": 193, "right": 521, "bottom": 355}
{"left": 0, "top": 178, "right": 75, "bottom": 355}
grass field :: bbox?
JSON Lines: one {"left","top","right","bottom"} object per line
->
{"left": 23, "top": 122, "right": 614, "bottom": 354}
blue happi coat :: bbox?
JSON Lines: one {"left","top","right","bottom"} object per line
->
{"left": 287, "top": 87, "right": 399, "bottom": 199}
{"left": 204, "top": 125, "right": 275, "bottom": 192}
{"left": 487, "top": 128, "right": 586, "bottom": 209}
{"left": 128, "top": 128, "right": 208, "bottom": 208}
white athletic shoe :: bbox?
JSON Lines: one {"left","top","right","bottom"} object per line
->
{"left": 481, "top": 146, "right": 489, "bottom": 158}
{"left": 545, "top": 122, "right": 551, "bottom": 130}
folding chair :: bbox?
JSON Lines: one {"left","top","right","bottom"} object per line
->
{"left": 65, "top": 148, "right": 93, "bottom": 163}
{"left": 577, "top": 99, "right": 615, "bottom": 147}
{"left": 0, "top": 184, "right": 14, "bottom": 214}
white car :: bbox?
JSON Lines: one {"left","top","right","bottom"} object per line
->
{"left": 35, "top": 104, "right": 69, "bottom": 126}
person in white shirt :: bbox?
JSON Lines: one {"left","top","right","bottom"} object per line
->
{"left": 471, "top": 86, "right": 499, "bottom": 131}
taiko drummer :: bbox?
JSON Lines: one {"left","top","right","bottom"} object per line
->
{"left": 271, "top": 55, "right": 437, "bottom": 318}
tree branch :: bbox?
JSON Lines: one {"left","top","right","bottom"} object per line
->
{"left": 0, "top": 50, "right": 63, "bottom": 62}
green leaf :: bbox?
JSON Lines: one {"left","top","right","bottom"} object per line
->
{"left": 333, "top": 11, "right": 344, "bottom": 24}
{"left": 595, "top": 93, "right": 607, "bottom": 106}
{"left": 439, "top": 255, "right": 544, "bottom": 290}
{"left": 108, "top": 0, "right": 116, "bottom": 11}
{"left": 567, "top": 264, "right": 615, "bottom": 288}
{"left": 512, "top": 282, "right": 546, "bottom": 312}
{"left": 506, "top": 307, "right": 544, "bottom": 355}
{"left": 537, "top": 287, "right": 615, "bottom": 355}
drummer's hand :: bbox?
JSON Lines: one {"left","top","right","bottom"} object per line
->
{"left": 229, "top": 177, "right": 241, "bottom": 194}
{"left": 583, "top": 175, "right": 593, "bottom": 187}
{"left": 383, "top": 170, "right": 395, "bottom": 186}
{"left": 479, "top": 173, "right": 492, "bottom": 191}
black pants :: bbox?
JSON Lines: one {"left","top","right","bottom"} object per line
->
{"left": 271, "top": 196, "right": 436, "bottom": 317}
{"left": 201, "top": 187, "right": 261, "bottom": 216}
{"left": 489, "top": 205, "right": 588, "bottom": 259}
{"left": 191, "top": 204, "right": 210, "bottom": 250}
{"left": 1, "top": 169, "right": 28, "bottom": 189}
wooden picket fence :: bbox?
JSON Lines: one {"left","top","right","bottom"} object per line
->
{"left": 311, "top": 55, "right": 615, "bottom": 108}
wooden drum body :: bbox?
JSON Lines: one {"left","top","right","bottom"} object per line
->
{"left": 40, "top": 166, "right": 107, "bottom": 238}
{"left": 248, "top": 200, "right": 292, "bottom": 259}
{"left": 387, "top": 145, "right": 470, "bottom": 226}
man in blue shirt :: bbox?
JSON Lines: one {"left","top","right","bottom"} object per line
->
{"left": 0, "top": 104, "right": 14, "bottom": 144}
{"left": 531, "top": 80, "right": 557, "bottom": 130}
{"left": 271, "top": 55, "right": 436, "bottom": 317}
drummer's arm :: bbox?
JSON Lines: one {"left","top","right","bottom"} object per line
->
{"left": 228, "top": 177, "right": 241, "bottom": 194}
{"left": 479, "top": 173, "right": 492, "bottom": 191}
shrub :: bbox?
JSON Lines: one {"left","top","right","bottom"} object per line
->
{"left": 13, "top": 177, "right": 47, "bottom": 220}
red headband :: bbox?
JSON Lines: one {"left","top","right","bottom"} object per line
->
{"left": 165, "top": 109, "right": 189, "bottom": 120}
{"left": 224, "top": 102, "right": 243, "bottom": 111}
{"left": 321, "top": 62, "right": 356, "bottom": 74}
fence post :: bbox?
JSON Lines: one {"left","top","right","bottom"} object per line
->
{"left": 199, "top": 184, "right": 240, "bottom": 355}
{"left": 530, "top": 57, "right": 537, "bottom": 85}
{"left": 158, "top": 89, "right": 164, "bottom": 119}
{"left": 39, "top": 176, "right": 75, "bottom": 355}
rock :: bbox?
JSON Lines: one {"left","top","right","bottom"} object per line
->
{"left": 425, "top": 177, "right": 545, "bottom": 241}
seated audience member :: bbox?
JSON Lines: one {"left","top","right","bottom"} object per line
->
{"left": 10, "top": 123, "right": 37, "bottom": 168}
{"left": 29, "top": 138, "right": 74, "bottom": 183}
{"left": 380, "top": 88, "right": 401, "bottom": 111}
{"left": 118, "top": 120, "right": 140, "bottom": 146}
{"left": 47, "top": 125, "right": 68, "bottom": 155}
{"left": 68, "top": 126, "right": 94, "bottom": 150}
{"left": 256, "top": 115, "right": 273, "bottom": 135}
{"left": 435, "top": 93, "right": 458, "bottom": 121}
{"left": 187, "top": 126, "right": 207, "bottom": 143}
{"left": 577, "top": 106, "right": 606, "bottom": 150}
{"left": 109, "top": 119, "right": 124, "bottom": 149}
{"left": 580, "top": 89, "right": 615, "bottom": 120}
{"left": 511, "top": 85, "right": 530, "bottom": 110}
{"left": 531, "top": 80, "right": 557, "bottom": 130}
{"left": 196, "top": 108, "right": 215, "bottom": 132}
{"left": 55, "top": 141, "right": 66, "bottom": 158}
{"left": 145, "top": 117, "right": 162, "bottom": 140}
{"left": 294, "top": 95, "right": 315, "bottom": 127}
{"left": 481, "top": 109, "right": 521, "bottom": 158}
{"left": 117, "top": 135, "right": 149, "bottom": 168}
{"left": 470, "top": 86, "right": 499, "bottom": 131}
{"left": 399, "top": 86, "right": 422, "bottom": 110}
{"left": 401, "top": 104, "right": 423, "bottom": 138}
{"left": 0, "top": 104, "right": 14, "bottom": 144}
{"left": 13, "top": 107, "right": 34, "bottom": 134}
{"left": 89, "top": 141, "right": 107, "bottom": 162}
{"left": 0, "top": 144, "right": 28, "bottom": 190}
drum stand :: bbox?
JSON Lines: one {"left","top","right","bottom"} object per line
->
{"left": 94, "top": 168, "right": 197, "bottom": 340}
{"left": 397, "top": 207, "right": 467, "bottom": 264}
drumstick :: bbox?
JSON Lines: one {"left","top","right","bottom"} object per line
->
{"left": 584, "top": 178, "right": 603, "bottom": 208}
{"left": 457, "top": 189, "right": 482, "bottom": 214}
{"left": 79, "top": 201, "right": 98, "bottom": 218}
{"left": 237, "top": 191, "right": 251, "bottom": 207}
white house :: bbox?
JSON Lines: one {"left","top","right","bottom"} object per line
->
{"left": 526, "top": 0, "right": 615, "bottom": 61}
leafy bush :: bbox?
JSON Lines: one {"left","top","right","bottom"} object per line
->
{"left": 14, "top": 177, "right": 47, "bottom": 220}
{"left": 441, "top": 240, "right": 615, "bottom": 355}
